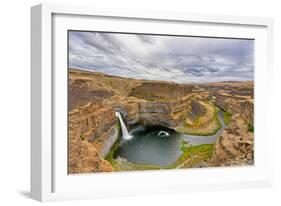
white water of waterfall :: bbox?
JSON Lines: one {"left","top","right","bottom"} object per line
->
{"left": 115, "top": 112, "right": 132, "bottom": 140}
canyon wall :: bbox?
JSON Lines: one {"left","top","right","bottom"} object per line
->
{"left": 215, "top": 97, "right": 254, "bottom": 125}
{"left": 210, "top": 114, "right": 254, "bottom": 166}
{"left": 117, "top": 96, "right": 192, "bottom": 128}
{"left": 68, "top": 102, "right": 118, "bottom": 173}
{"left": 130, "top": 82, "right": 193, "bottom": 100}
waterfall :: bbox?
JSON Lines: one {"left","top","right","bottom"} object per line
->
{"left": 115, "top": 112, "right": 132, "bottom": 140}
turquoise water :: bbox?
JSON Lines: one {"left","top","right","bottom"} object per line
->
{"left": 115, "top": 112, "right": 226, "bottom": 167}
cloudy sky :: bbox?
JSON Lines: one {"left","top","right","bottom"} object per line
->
{"left": 69, "top": 31, "right": 254, "bottom": 83}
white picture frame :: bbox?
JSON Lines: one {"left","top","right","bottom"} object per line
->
{"left": 31, "top": 3, "right": 274, "bottom": 202}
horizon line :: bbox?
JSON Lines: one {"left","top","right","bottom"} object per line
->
{"left": 69, "top": 67, "right": 254, "bottom": 84}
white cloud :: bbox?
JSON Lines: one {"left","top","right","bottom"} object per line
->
{"left": 69, "top": 31, "right": 254, "bottom": 83}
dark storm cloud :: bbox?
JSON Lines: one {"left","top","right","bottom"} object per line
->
{"left": 69, "top": 31, "right": 254, "bottom": 83}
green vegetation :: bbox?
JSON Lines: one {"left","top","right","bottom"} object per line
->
{"left": 105, "top": 132, "right": 213, "bottom": 171}
{"left": 165, "top": 143, "right": 214, "bottom": 169}
{"left": 180, "top": 141, "right": 191, "bottom": 151}
{"left": 105, "top": 139, "right": 162, "bottom": 171}
{"left": 222, "top": 110, "right": 232, "bottom": 125}
{"left": 248, "top": 123, "right": 254, "bottom": 132}
{"left": 80, "top": 134, "right": 85, "bottom": 141}
{"left": 106, "top": 140, "right": 213, "bottom": 171}
{"left": 105, "top": 123, "right": 161, "bottom": 171}
{"left": 104, "top": 136, "right": 120, "bottom": 167}
{"left": 105, "top": 123, "right": 122, "bottom": 167}
{"left": 113, "top": 159, "right": 161, "bottom": 171}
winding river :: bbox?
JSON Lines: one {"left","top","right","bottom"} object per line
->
{"left": 180, "top": 111, "right": 226, "bottom": 146}
{"left": 115, "top": 111, "right": 226, "bottom": 167}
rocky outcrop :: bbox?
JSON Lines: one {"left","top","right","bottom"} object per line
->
{"left": 68, "top": 139, "right": 114, "bottom": 174}
{"left": 215, "top": 97, "right": 254, "bottom": 125}
{"left": 69, "top": 79, "right": 113, "bottom": 110}
{"left": 233, "top": 100, "right": 254, "bottom": 125}
{"left": 69, "top": 102, "right": 117, "bottom": 141}
{"left": 93, "top": 125, "right": 119, "bottom": 158}
{"left": 68, "top": 102, "right": 118, "bottom": 173}
{"left": 210, "top": 114, "right": 254, "bottom": 166}
{"left": 186, "top": 99, "right": 206, "bottom": 122}
{"left": 115, "top": 96, "right": 191, "bottom": 129}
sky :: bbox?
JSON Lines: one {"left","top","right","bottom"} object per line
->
{"left": 69, "top": 31, "right": 254, "bottom": 83}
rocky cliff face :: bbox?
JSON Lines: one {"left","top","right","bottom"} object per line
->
{"left": 69, "top": 101, "right": 117, "bottom": 141}
{"left": 117, "top": 96, "right": 192, "bottom": 128}
{"left": 68, "top": 69, "right": 254, "bottom": 173}
{"left": 68, "top": 102, "right": 118, "bottom": 173}
{"left": 215, "top": 97, "right": 254, "bottom": 125}
{"left": 68, "top": 139, "right": 114, "bottom": 174}
{"left": 210, "top": 114, "right": 254, "bottom": 166}
{"left": 187, "top": 99, "right": 206, "bottom": 122}
{"left": 130, "top": 81, "right": 193, "bottom": 100}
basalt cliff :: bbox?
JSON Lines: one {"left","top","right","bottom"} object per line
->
{"left": 210, "top": 114, "right": 254, "bottom": 166}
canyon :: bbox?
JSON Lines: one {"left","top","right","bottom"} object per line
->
{"left": 68, "top": 68, "right": 254, "bottom": 173}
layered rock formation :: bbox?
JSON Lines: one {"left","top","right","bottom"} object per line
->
{"left": 69, "top": 102, "right": 117, "bottom": 140}
{"left": 68, "top": 139, "right": 114, "bottom": 174}
{"left": 187, "top": 99, "right": 206, "bottom": 122}
{"left": 117, "top": 96, "right": 192, "bottom": 128}
{"left": 68, "top": 69, "right": 254, "bottom": 173}
{"left": 68, "top": 102, "right": 118, "bottom": 173}
{"left": 210, "top": 114, "right": 254, "bottom": 166}
{"left": 130, "top": 81, "right": 193, "bottom": 100}
{"left": 196, "top": 81, "right": 254, "bottom": 125}
{"left": 215, "top": 96, "right": 254, "bottom": 125}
